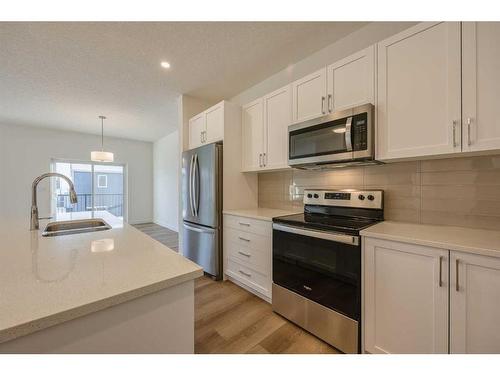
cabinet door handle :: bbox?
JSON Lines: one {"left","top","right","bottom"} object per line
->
{"left": 263, "top": 152, "right": 267, "bottom": 167}
{"left": 438, "top": 256, "right": 443, "bottom": 287}
{"left": 239, "top": 222, "right": 250, "bottom": 227}
{"left": 455, "top": 259, "right": 460, "bottom": 292}
{"left": 238, "top": 251, "right": 251, "bottom": 257}
{"left": 259, "top": 153, "right": 262, "bottom": 167}
{"left": 303, "top": 285, "right": 312, "bottom": 291}
{"left": 467, "top": 118, "right": 472, "bottom": 146}
{"left": 238, "top": 236, "right": 250, "bottom": 242}
{"left": 321, "top": 96, "right": 326, "bottom": 114}
{"left": 452, "top": 121, "right": 458, "bottom": 147}
{"left": 200, "top": 132, "right": 203, "bottom": 143}
{"left": 239, "top": 269, "right": 251, "bottom": 277}
{"left": 328, "top": 94, "right": 332, "bottom": 113}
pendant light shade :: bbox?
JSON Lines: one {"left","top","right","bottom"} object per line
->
{"left": 91, "top": 115, "right": 114, "bottom": 162}
{"left": 91, "top": 151, "right": 114, "bottom": 162}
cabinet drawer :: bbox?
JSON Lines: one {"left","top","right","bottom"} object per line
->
{"left": 224, "top": 227, "right": 270, "bottom": 252}
{"left": 224, "top": 214, "right": 272, "bottom": 237}
{"left": 226, "top": 258, "right": 270, "bottom": 296}
{"left": 225, "top": 239, "right": 269, "bottom": 274}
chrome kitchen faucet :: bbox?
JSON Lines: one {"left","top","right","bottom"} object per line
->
{"left": 30, "top": 173, "right": 78, "bottom": 230}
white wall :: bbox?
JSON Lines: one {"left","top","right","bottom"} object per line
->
{"left": 0, "top": 122, "right": 153, "bottom": 224}
{"left": 153, "top": 130, "right": 179, "bottom": 231}
{"left": 231, "top": 22, "right": 417, "bottom": 105}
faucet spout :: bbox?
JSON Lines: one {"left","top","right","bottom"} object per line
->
{"left": 31, "top": 172, "right": 78, "bottom": 230}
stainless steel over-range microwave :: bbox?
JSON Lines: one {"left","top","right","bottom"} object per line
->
{"left": 288, "top": 103, "right": 376, "bottom": 169}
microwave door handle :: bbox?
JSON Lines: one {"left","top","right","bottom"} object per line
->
{"left": 345, "top": 116, "right": 353, "bottom": 151}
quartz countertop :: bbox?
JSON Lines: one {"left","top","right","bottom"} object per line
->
{"left": 361, "top": 221, "right": 500, "bottom": 259}
{"left": 0, "top": 211, "right": 202, "bottom": 344}
{"left": 223, "top": 207, "right": 301, "bottom": 222}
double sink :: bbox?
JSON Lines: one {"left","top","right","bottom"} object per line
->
{"left": 42, "top": 218, "right": 112, "bottom": 237}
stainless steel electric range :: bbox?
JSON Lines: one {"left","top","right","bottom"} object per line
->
{"left": 272, "top": 189, "right": 384, "bottom": 353}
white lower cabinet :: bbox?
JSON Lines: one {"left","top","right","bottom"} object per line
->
{"left": 363, "top": 238, "right": 449, "bottom": 354}
{"left": 363, "top": 236, "right": 500, "bottom": 354}
{"left": 450, "top": 251, "right": 500, "bottom": 353}
{"left": 223, "top": 214, "right": 272, "bottom": 301}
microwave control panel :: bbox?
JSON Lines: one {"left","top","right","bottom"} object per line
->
{"left": 352, "top": 113, "right": 368, "bottom": 151}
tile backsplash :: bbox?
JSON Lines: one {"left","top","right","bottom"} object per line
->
{"left": 258, "top": 155, "right": 500, "bottom": 231}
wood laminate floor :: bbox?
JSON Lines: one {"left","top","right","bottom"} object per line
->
{"left": 134, "top": 223, "right": 339, "bottom": 354}
{"left": 133, "top": 222, "right": 179, "bottom": 252}
{"left": 194, "top": 277, "right": 339, "bottom": 354}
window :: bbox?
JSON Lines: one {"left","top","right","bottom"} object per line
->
{"left": 97, "top": 175, "right": 108, "bottom": 188}
{"left": 52, "top": 161, "right": 125, "bottom": 221}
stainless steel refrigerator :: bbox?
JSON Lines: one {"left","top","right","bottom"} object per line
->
{"left": 182, "top": 142, "right": 222, "bottom": 280}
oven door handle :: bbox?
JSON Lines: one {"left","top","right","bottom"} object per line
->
{"left": 272, "top": 223, "right": 359, "bottom": 246}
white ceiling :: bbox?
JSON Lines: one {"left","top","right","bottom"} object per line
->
{"left": 0, "top": 22, "right": 367, "bottom": 141}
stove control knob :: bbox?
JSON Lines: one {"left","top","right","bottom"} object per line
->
{"left": 307, "top": 193, "right": 313, "bottom": 198}
{"left": 367, "top": 194, "right": 375, "bottom": 201}
{"left": 313, "top": 193, "right": 319, "bottom": 199}
{"left": 358, "top": 194, "right": 365, "bottom": 201}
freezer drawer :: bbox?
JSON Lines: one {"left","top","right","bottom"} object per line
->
{"left": 183, "top": 221, "right": 221, "bottom": 279}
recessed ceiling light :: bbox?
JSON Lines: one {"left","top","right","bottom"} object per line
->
{"left": 161, "top": 61, "right": 171, "bottom": 69}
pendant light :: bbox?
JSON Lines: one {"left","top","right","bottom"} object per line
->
{"left": 91, "top": 115, "right": 114, "bottom": 162}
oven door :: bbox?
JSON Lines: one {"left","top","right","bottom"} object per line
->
{"left": 272, "top": 223, "right": 361, "bottom": 320}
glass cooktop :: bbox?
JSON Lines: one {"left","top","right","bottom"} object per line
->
{"left": 273, "top": 213, "right": 380, "bottom": 235}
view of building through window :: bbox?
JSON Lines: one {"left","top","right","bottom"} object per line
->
{"left": 53, "top": 161, "right": 125, "bottom": 220}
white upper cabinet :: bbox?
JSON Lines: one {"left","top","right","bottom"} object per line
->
{"left": 188, "top": 101, "right": 226, "bottom": 150}
{"left": 188, "top": 113, "right": 206, "bottom": 150}
{"left": 242, "top": 85, "right": 291, "bottom": 172}
{"left": 291, "top": 67, "right": 327, "bottom": 123}
{"left": 263, "top": 85, "right": 291, "bottom": 170}
{"left": 462, "top": 22, "right": 500, "bottom": 152}
{"left": 205, "top": 102, "right": 224, "bottom": 144}
{"left": 364, "top": 237, "right": 449, "bottom": 354}
{"left": 377, "top": 22, "right": 462, "bottom": 160}
{"left": 450, "top": 251, "right": 500, "bottom": 353}
{"left": 327, "top": 45, "right": 375, "bottom": 112}
{"left": 241, "top": 98, "right": 264, "bottom": 171}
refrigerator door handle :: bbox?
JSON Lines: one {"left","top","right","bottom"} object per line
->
{"left": 193, "top": 153, "right": 199, "bottom": 217}
{"left": 183, "top": 222, "right": 215, "bottom": 234}
{"left": 189, "top": 154, "right": 195, "bottom": 216}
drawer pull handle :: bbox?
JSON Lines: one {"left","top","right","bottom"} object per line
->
{"left": 303, "top": 285, "right": 312, "bottom": 291}
{"left": 238, "top": 251, "right": 251, "bottom": 257}
{"left": 239, "top": 270, "right": 251, "bottom": 277}
{"left": 239, "top": 222, "right": 251, "bottom": 226}
{"left": 238, "top": 236, "right": 250, "bottom": 242}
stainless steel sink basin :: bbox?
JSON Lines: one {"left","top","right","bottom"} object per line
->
{"left": 42, "top": 218, "right": 112, "bottom": 237}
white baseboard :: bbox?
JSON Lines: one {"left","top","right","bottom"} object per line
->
{"left": 153, "top": 219, "right": 178, "bottom": 232}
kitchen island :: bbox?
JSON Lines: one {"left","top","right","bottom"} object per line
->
{"left": 0, "top": 212, "right": 203, "bottom": 353}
